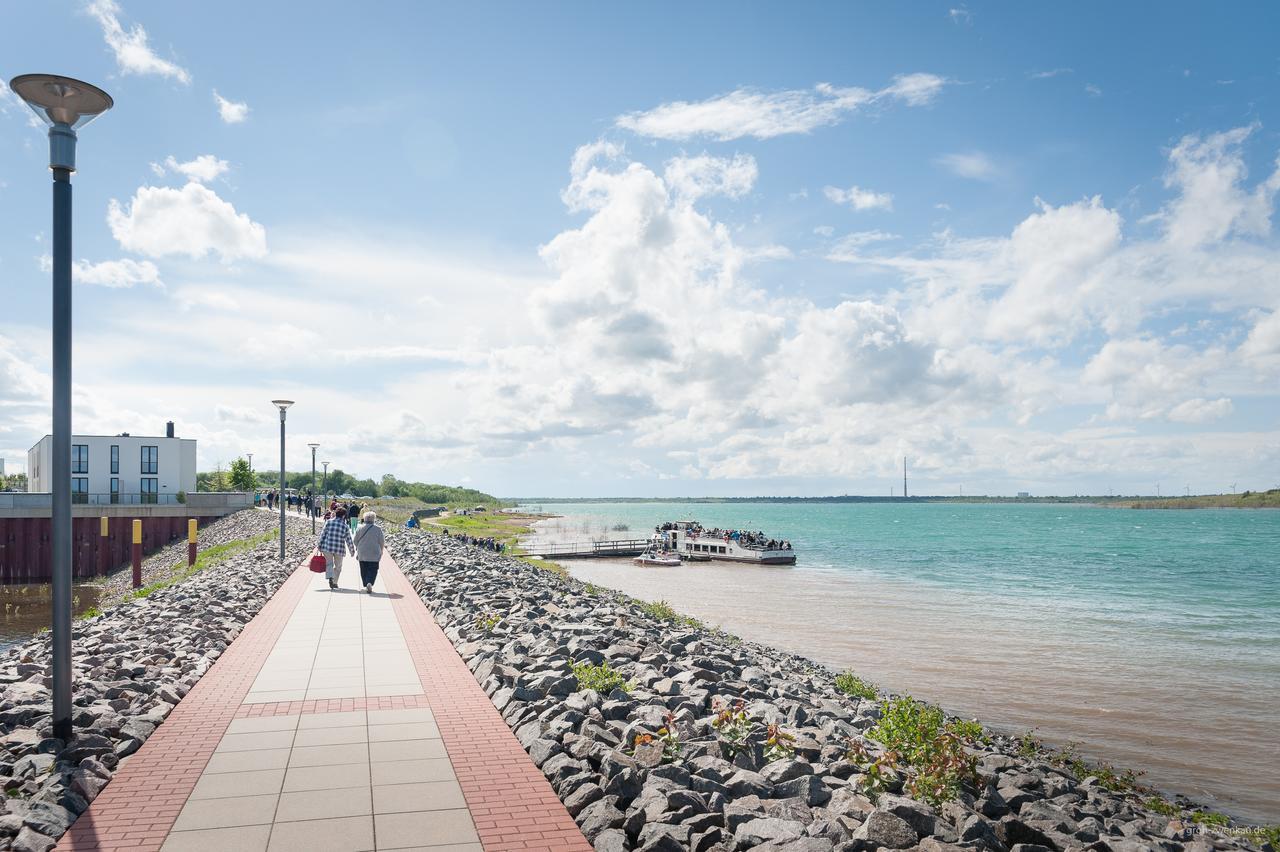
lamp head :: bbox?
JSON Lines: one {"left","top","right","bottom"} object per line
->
{"left": 9, "top": 74, "right": 113, "bottom": 129}
{"left": 307, "top": 443, "right": 320, "bottom": 449}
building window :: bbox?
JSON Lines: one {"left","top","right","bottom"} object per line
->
{"left": 110, "top": 478, "right": 119, "bottom": 504}
{"left": 72, "top": 444, "right": 88, "bottom": 474}
{"left": 141, "top": 478, "right": 158, "bottom": 504}
{"left": 141, "top": 445, "right": 158, "bottom": 475}
{"left": 72, "top": 477, "right": 88, "bottom": 504}
{"left": 111, "top": 444, "right": 119, "bottom": 474}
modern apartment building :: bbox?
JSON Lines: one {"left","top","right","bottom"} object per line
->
{"left": 27, "top": 422, "right": 197, "bottom": 504}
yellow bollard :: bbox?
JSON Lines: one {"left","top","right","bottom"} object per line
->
{"left": 188, "top": 519, "right": 198, "bottom": 567}
{"left": 131, "top": 520, "right": 143, "bottom": 588}
{"left": 99, "top": 517, "right": 109, "bottom": 576}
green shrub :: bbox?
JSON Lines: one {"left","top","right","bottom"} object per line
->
{"left": 639, "top": 599, "right": 702, "bottom": 628}
{"left": 1190, "top": 811, "right": 1230, "bottom": 827}
{"left": 475, "top": 613, "right": 501, "bottom": 631}
{"left": 834, "top": 672, "right": 877, "bottom": 701}
{"left": 867, "top": 697, "right": 978, "bottom": 806}
{"left": 1144, "top": 797, "right": 1181, "bottom": 817}
{"left": 570, "top": 659, "right": 630, "bottom": 694}
{"left": 945, "top": 718, "right": 989, "bottom": 745}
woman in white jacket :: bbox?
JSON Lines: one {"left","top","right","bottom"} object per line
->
{"left": 354, "top": 511, "right": 385, "bottom": 594}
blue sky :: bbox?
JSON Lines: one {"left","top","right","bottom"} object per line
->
{"left": 2, "top": 1, "right": 1279, "bottom": 497}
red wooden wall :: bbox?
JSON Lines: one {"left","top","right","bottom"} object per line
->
{"left": 0, "top": 515, "right": 218, "bottom": 585}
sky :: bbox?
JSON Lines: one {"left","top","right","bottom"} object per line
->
{"left": 2, "top": 1, "right": 1279, "bottom": 498}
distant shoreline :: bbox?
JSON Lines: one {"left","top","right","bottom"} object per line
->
{"left": 510, "top": 491, "right": 1280, "bottom": 509}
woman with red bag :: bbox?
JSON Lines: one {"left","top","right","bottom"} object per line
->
{"left": 316, "top": 507, "right": 356, "bottom": 590}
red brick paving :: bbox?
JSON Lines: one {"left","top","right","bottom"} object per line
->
{"left": 383, "top": 553, "right": 592, "bottom": 852}
{"left": 57, "top": 559, "right": 313, "bottom": 852}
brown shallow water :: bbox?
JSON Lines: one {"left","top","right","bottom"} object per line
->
{"left": 559, "top": 555, "right": 1279, "bottom": 824}
{"left": 0, "top": 584, "right": 105, "bottom": 653}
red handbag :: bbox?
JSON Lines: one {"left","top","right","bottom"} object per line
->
{"left": 308, "top": 553, "right": 327, "bottom": 573}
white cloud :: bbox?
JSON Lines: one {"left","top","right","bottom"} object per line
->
{"left": 155, "top": 154, "right": 230, "bottom": 184}
{"left": 936, "top": 151, "right": 997, "bottom": 180}
{"left": 663, "top": 153, "right": 757, "bottom": 201}
{"left": 1029, "top": 68, "right": 1074, "bottom": 79}
{"left": 879, "top": 73, "right": 947, "bottom": 107}
{"left": 107, "top": 182, "right": 267, "bottom": 261}
{"left": 825, "top": 230, "right": 900, "bottom": 261}
{"left": 948, "top": 6, "right": 972, "bottom": 24}
{"left": 824, "top": 184, "right": 894, "bottom": 211}
{"left": 1085, "top": 83, "right": 1103, "bottom": 97}
{"left": 38, "top": 254, "right": 164, "bottom": 288}
{"left": 616, "top": 74, "right": 946, "bottom": 141}
{"left": 1157, "top": 125, "right": 1280, "bottom": 248}
{"left": 213, "top": 90, "right": 249, "bottom": 123}
{"left": 813, "top": 225, "right": 835, "bottom": 237}
{"left": 86, "top": 0, "right": 191, "bottom": 84}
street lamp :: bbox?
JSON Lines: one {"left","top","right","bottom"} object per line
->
{"left": 272, "top": 400, "right": 294, "bottom": 561}
{"left": 322, "top": 461, "right": 330, "bottom": 504}
{"left": 11, "top": 73, "right": 113, "bottom": 743}
{"left": 307, "top": 443, "right": 319, "bottom": 533}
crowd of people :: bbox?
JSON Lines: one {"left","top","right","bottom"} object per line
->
{"left": 258, "top": 490, "right": 367, "bottom": 530}
{"left": 659, "top": 521, "right": 792, "bottom": 551}
{"left": 441, "top": 529, "right": 506, "bottom": 553}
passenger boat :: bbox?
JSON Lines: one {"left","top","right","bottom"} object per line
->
{"left": 659, "top": 520, "right": 797, "bottom": 565}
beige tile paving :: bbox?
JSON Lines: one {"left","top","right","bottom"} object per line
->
{"left": 163, "top": 569, "right": 478, "bottom": 850}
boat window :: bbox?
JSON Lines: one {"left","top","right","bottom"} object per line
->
{"left": 718, "top": 546, "right": 726, "bottom": 554}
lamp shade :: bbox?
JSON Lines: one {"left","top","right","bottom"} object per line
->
{"left": 9, "top": 74, "right": 113, "bottom": 129}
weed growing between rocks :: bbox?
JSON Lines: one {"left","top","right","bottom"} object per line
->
{"left": 833, "top": 671, "right": 877, "bottom": 701}
{"left": 475, "top": 613, "right": 501, "bottom": 631}
{"left": 638, "top": 599, "right": 702, "bottom": 629}
{"left": 865, "top": 696, "right": 979, "bottom": 807}
{"left": 131, "top": 530, "right": 276, "bottom": 600}
{"left": 571, "top": 659, "right": 631, "bottom": 694}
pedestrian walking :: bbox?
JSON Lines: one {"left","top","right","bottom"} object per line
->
{"left": 317, "top": 508, "right": 355, "bottom": 590}
{"left": 354, "top": 511, "right": 385, "bottom": 594}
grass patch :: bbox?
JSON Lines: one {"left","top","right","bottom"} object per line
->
{"left": 867, "top": 696, "right": 978, "bottom": 806}
{"left": 638, "top": 599, "right": 703, "bottom": 628}
{"left": 570, "top": 659, "right": 630, "bottom": 694}
{"left": 76, "top": 606, "right": 102, "bottom": 621}
{"left": 834, "top": 672, "right": 877, "bottom": 701}
{"left": 131, "top": 531, "right": 275, "bottom": 601}
{"left": 1144, "top": 797, "right": 1181, "bottom": 817}
{"left": 1190, "top": 811, "right": 1231, "bottom": 827}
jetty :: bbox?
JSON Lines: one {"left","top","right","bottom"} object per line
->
{"left": 524, "top": 538, "right": 650, "bottom": 558}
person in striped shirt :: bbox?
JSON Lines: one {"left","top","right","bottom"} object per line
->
{"left": 317, "top": 507, "right": 356, "bottom": 590}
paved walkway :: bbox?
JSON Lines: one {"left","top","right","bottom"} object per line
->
{"left": 58, "top": 548, "right": 591, "bottom": 852}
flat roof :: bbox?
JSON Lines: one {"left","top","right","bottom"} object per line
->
{"left": 28, "top": 434, "right": 194, "bottom": 452}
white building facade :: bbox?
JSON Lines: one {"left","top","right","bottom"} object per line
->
{"left": 27, "top": 426, "right": 196, "bottom": 504}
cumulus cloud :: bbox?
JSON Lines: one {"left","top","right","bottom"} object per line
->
{"left": 38, "top": 254, "right": 164, "bottom": 288}
{"left": 936, "top": 151, "right": 998, "bottom": 180}
{"left": 86, "top": 0, "right": 190, "bottom": 83}
{"left": 213, "top": 90, "right": 249, "bottom": 123}
{"left": 153, "top": 154, "right": 230, "bottom": 184}
{"left": 1157, "top": 125, "right": 1280, "bottom": 248}
{"left": 824, "top": 185, "right": 894, "bottom": 211}
{"left": 107, "top": 182, "right": 267, "bottom": 261}
{"left": 616, "top": 74, "right": 946, "bottom": 141}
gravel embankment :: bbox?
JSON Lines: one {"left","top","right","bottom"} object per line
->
{"left": 388, "top": 530, "right": 1269, "bottom": 852}
{"left": 0, "top": 510, "right": 312, "bottom": 852}
{"left": 92, "top": 508, "right": 309, "bottom": 606}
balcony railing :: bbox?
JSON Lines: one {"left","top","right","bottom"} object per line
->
{"left": 71, "top": 492, "right": 176, "bottom": 505}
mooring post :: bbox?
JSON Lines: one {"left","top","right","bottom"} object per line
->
{"left": 99, "top": 516, "right": 109, "bottom": 577}
{"left": 131, "top": 520, "right": 142, "bottom": 588}
{"left": 187, "top": 519, "right": 197, "bottom": 567}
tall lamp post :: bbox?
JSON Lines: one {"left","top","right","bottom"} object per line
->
{"left": 272, "top": 401, "right": 294, "bottom": 561}
{"left": 322, "top": 461, "right": 330, "bottom": 505}
{"left": 11, "top": 74, "right": 113, "bottom": 743}
{"left": 307, "top": 443, "right": 319, "bottom": 533}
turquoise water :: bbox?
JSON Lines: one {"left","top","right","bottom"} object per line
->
{"left": 523, "top": 502, "right": 1280, "bottom": 822}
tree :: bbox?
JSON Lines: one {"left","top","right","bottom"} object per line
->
{"left": 228, "top": 458, "right": 255, "bottom": 491}
{"left": 3, "top": 472, "right": 28, "bottom": 492}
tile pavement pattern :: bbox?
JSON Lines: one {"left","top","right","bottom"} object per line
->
{"left": 56, "top": 549, "right": 590, "bottom": 852}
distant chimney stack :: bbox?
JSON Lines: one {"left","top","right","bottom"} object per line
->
{"left": 166, "top": 421, "right": 175, "bottom": 438}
